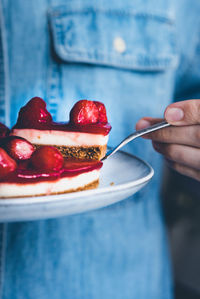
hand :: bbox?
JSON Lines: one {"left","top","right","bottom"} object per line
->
{"left": 136, "top": 100, "right": 200, "bottom": 181}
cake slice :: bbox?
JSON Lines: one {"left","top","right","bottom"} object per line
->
{"left": 10, "top": 97, "right": 111, "bottom": 160}
{"left": 0, "top": 97, "right": 110, "bottom": 198}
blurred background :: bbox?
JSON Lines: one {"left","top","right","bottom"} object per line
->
{"left": 162, "top": 167, "right": 200, "bottom": 299}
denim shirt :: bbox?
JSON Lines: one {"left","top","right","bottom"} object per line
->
{"left": 0, "top": 0, "right": 200, "bottom": 298}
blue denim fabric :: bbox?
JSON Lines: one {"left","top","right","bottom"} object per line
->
{"left": 0, "top": 0, "right": 200, "bottom": 298}
{"left": 0, "top": 0, "right": 9, "bottom": 126}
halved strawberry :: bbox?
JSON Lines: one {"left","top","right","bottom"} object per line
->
{"left": 0, "top": 148, "right": 17, "bottom": 179}
{"left": 30, "top": 146, "right": 63, "bottom": 171}
{"left": 1, "top": 136, "right": 35, "bottom": 161}
{"left": 94, "top": 101, "right": 108, "bottom": 123}
{"left": 70, "top": 100, "right": 99, "bottom": 125}
{"left": 0, "top": 123, "right": 10, "bottom": 138}
{"left": 16, "top": 97, "right": 52, "bottom": 127}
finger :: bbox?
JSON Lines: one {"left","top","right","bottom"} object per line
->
{"left": 164, "top": 99, "right": 200, "bottom": 126}
{"left": 153, "top": 142, "right": 200, "bottom": 170}
{"left": 136, "top": 117, "right": 163, "bottom": 131}
{"left": 166, "top": 160, "right": 200, "bottom": 182}
{"left": 136, "top": 118, "right": 164, "bottom": 139}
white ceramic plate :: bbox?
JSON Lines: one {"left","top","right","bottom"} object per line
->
{"left": 0, "top": 150, "right": 154, "bottom": 222}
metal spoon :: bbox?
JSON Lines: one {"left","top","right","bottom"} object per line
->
{"left": 102, "top": 120, "right": 170, "bottom": 161}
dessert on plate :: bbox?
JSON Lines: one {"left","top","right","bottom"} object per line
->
{"left": 0, "top": 97, "right": 111, "bottom": 198}
{"left": 11, "top": 97, "right": 111, "bottom": 160}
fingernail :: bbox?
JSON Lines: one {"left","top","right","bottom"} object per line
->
{"left": 165, "top": 108, "right": 184, "bottom": 122}
{"left": 136, "top": 119, "right": 151, "bottom": 130}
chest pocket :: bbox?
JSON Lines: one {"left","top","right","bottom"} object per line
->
{"left": 49, "top": 4, "right": 178, "bottom": 71}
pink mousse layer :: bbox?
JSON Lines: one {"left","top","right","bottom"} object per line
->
{"left": 10, "top": 129, "right": 109, "bottom": 147}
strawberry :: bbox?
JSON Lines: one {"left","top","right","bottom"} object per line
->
{"left": 0, "top": 148, "right": 17, "bottom": 179}
{"left": 1, "top": 136, "right": 35, "bottom": 161}
{"left": 70, "top": 100, "right": 99, "bottom": 125}
{"left": 94, "top": 101, "right": 108, "bottom": 123}
{"left": 0, "top": 123, "right": 10, "bottom": 138}
{"left": 30, "top": 146, "right": 63, "bottom": 171}
{"left": 16, "top": 97, "right": 52, "bottom": 127}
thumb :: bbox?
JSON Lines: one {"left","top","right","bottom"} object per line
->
{"left": 164, "top": 99, "right": 200, "bottom": 126}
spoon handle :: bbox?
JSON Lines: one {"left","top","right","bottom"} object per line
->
{"left": 102, "top": 120, "right": 170, "bottom": 161}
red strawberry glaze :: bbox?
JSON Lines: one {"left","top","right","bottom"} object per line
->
{"left": 0, "top": 136, "right": 35, "bottom": 161}
{"left": 70, "top": 100, "right": 99, "bottom": 125}
{"left": 0, "top": 123, "right": 10, "bottom": 138}
{"left": 16, "top": 97, "right": 52, "bottom": 127}
{"left": 0, "top": 159, "right": 103, "bottom": 184}
{"left": 0, "top": 148, "right": 17, "bottom": 179}
{"left": 12, "top": 121, "right": 111, "bottom": 136}
{"left": 12, "top": 98, "right": 111, "bottom": 135}
{"left": 93, "top": 101, "right": 108, "bottom": 123}
{"left": 30, "top": 146, "right": 63, "bottom": 171}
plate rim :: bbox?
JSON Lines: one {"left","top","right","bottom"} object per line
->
{"left": 0, "top": 150, "right": 154, "bottom": 205}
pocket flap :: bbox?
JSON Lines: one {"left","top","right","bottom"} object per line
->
{"left": 49, "top": 5, "right": 178, "bottom": 71}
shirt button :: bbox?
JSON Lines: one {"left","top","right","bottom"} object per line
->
{"left": 113, "top": 37, "right": 126, "bottom": 53}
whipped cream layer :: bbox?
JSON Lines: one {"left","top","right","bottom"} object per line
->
{"left": 0, "top": 169, "right": 100, "bottom": 198}
{"left": 11, "top": 129, "right": 109, "bottom": 147}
